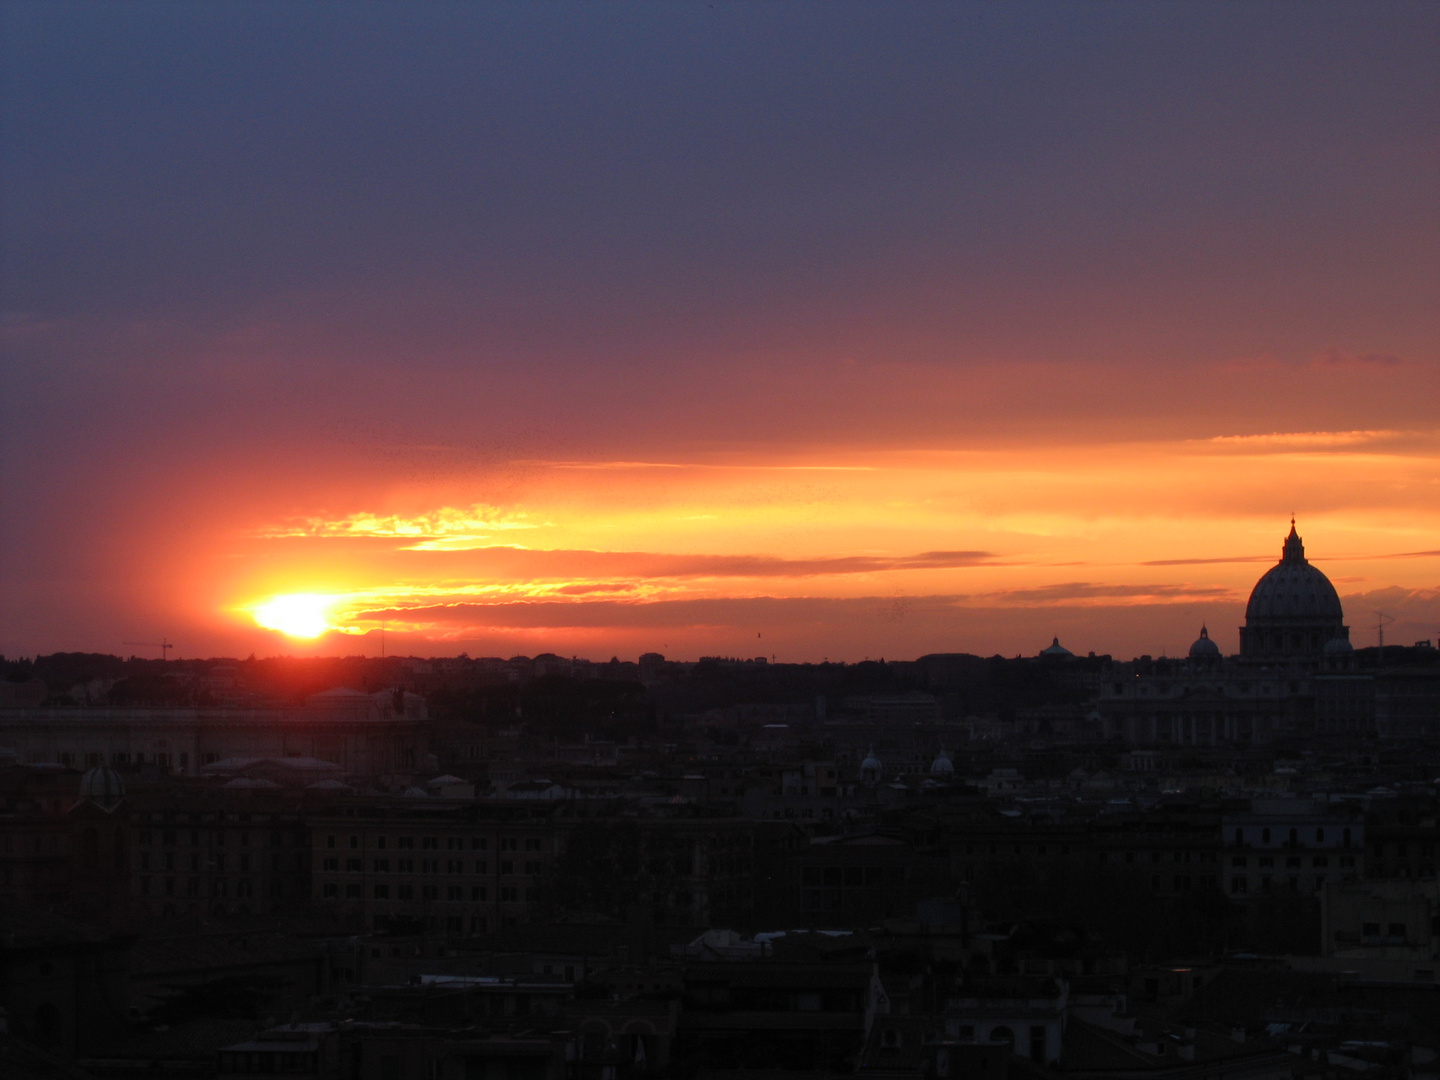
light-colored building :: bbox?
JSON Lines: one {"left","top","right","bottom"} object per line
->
{"left": 0, "top": 687, "right": 427, "bottom": 781}
{"left": 1222, "top": 799, "right": 1364, "bottom": 899}
{"left": 1322, "top": 878, "right": 1440, "bottom": 960}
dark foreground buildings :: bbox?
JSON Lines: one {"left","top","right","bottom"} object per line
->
{"left": 1, "top": 525, "right": 1439, "bottom": 1077}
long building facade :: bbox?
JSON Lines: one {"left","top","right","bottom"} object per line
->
{"left": 1098, "top": 523, "right": 1370, "bottom": 745}
{"left": 0, "top": 687, "right": 427, "bottom": 781}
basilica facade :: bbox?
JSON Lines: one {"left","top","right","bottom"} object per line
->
{"left": 1098, "top": 522, "right": 1370, "bottom": 745}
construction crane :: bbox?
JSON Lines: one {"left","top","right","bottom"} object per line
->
{"left": 124, "top": 638, "right": 174, "bottom": 661}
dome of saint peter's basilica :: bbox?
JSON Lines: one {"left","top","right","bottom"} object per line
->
{"left": 1239, "top": 520, "right": 1348, "bottom": 661}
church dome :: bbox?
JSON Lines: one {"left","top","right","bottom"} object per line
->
{"left": 78, "top": 764, "right": 125, "bottom": 810}
{"left": 1323, "top": 635, "right": 1355, "bottom": 655}
{"left": 1039, "top": 637, "right": 1074, "bottom": 659}
{"left": 1244, "top": 524, "right": 1343, "bottom": 623}
{"left": 930, "top": 749, "right": 954, "bottom": 775}
{"left": 1239, "top": 522, "right": 1348, "bottom": 661}
{"left": 860, "top": 749, "right": 882, "bottom": 777}
{"left": 1188, "top": 626, "right": 1221, "bottom": 659}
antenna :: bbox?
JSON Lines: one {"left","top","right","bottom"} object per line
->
{"left": 124, "top": 638, "right": 173, "bottom": 661}
{"left": 1373, "top": 612, "right": 1396, "bottom": 657}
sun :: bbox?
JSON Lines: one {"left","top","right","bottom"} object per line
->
{"left": 252, "top": 593, "right": 336, "bottom": 638}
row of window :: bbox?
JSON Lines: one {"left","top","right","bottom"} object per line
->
{"left": 137, "top": 876, "right": 283, "bottom": 898}
{"left": 1231, "top": 827, "right": 1355, "bottom": 847}
{"left": 320, "top": 882, "right": 531, "bottom": 902}
{"left": 1109, "top": 680, "right": 1293, "bottom": 695}
{"left": 324, "top": 834, "right": 543, "bottom": 852}
{"left": 320, "top": 857, "right": 543, "bottom": 875}
{"left": 137, "top": 830, "right": 294, "bottom": 847}
{"left": 1229, "top": 875, "right": 1339, "bottom": 894}
{"left": 139, "top": 851, "right": 303, "bottom": 872}
{"left": 800, "top": 866, "right": 908, "bottom": 887}
{"left": 1231, "top": 855, "right": 1355, "bottom": 869}
{"left": 1097, "top": 850, "right": 1219, "bottom": 864}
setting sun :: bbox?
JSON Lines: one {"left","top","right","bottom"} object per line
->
{"left": 252, "top": 593, "right": 337, "bottom": 638}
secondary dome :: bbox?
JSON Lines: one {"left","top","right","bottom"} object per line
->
{"left": 78, "top": 764, "right": 125, "bottom": 810}
{"left": 1323, "top": 636, "right": 1355, "bottom": 655}
{"left": 1188, "top": 626, "right": 1221, "bottom": 659}
{"left": 930, "top": 749, "right": 954, "bottom": 775}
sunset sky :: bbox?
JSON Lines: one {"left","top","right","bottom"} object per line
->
{"left": 2, "top": 2, "right": 1437, "bottom": 662}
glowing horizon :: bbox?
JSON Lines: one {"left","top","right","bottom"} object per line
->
{"left": 213, "top": 427, "right": 1440, "bottom": 657}
{"left": 2, "top": 4, "right": 1435, "bottom": 662}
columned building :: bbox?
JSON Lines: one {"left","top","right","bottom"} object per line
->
{"left": 1099, "top": 523, "right": 1371, "bottom": 745}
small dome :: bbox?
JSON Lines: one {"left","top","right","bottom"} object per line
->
{"left": 1188, "top": 626, "right": 1221, "bottom": 659}
{"left": 860, "top": 747, "right": 882, "bottom": 776}
{"left": 930, "top": 749, "right": 954, "bottom": 775}
{"left": 1039, "top": 637, "right": 1074, "bottom": 658}
{"left": 1323, "top": 636, "right": 1354, "bottom": 655}
{"left": 79, "top": 764, "right": 125, "bottom": 809}
{"left": 403, "top": 785, "right": 429, "bottom": 798}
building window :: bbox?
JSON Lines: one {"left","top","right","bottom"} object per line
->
{"left": 322, "top": 883, "right": 338, "bottom": 898}
{"left": 345, "top": 883, "right": 361, "bottom": 899}
{"left": 1030, "top": 1026, "right": 1047, "bottom": 1062}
